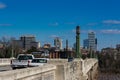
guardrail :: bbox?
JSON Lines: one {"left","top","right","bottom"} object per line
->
{"left": 0, "top": 64, "right": 56, "bottom": 80}
{"left": 0, "top": 58, "right": 98, "bottom": 80}
{"left": 0, "top": 58, "right": 11, "bottom": 66}
{"left": 81, "top": 58, "right": 98, "bottom": 79}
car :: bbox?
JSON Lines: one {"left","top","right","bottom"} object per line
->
{"left": 28, "top": 58, "right": 48, "bottom": 67}
{"left": 68, "top": 57, "right": 74, "bottom": 62}
{"left": 11, "top": 54, "right": 34, "bottom": 69}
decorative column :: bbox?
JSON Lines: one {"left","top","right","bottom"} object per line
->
{"left": 76, "top": 26, "right": 81, "bottom": 58}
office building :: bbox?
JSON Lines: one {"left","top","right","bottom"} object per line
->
{"left": 88, "top": 32, "right": 97, "bottom": 51}
{"left": 30, "top": 41, "right": 40, "bottom": 49}
{"left": 54, "top": 37, "right": 62, "bottom": 50}
{"left": 20, "top": 35, "right": 36, "bottom": 50}
{"left": 83, "top": 39, "right": 89, "bottom": 49}
{"left": 83, "top": 32, "right": 97, "bottom": 52}
{"left": 12, "top": 40, "right": 23, "bottom": 49}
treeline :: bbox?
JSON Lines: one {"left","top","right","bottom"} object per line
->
{"left": 0, "top": 36, "right": 20, "bottom": 58}
{"left": 98, "top": 52, "right": 120, "bottom": 73}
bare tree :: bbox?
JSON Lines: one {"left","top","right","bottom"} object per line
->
{"left": 0, "top": 36, "right": 16, "bottom": 58}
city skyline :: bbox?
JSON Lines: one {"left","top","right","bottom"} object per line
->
{"left": 1, "top": 0, "right": 120, "bottom": 50}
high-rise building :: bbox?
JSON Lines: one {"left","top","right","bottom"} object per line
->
{"left": 12, "top": 40, "right": 23, "bottom": 49}
{"left": 88, "top": 32, "right": 97, "bottom": 51}
{"left": 11, "top": 35, "right": 40, "bottom": 51}
{"left": 116, "top": 44, "right": 120, "bottom": 51}
{"left": 54, "top": 37, "right": 62, "bottom": 50}
{"left": 83, "top": 39, "right": 89, "bottom": 49}
{"left": 83, "top": 32, "right": 97, "bottom": 51}
{"left": 20, "top": 35, "right": 36, "bottom": 50}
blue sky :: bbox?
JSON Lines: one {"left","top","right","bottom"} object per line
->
{"left": 0, "top": 0, "right": 120, "bottom": 50}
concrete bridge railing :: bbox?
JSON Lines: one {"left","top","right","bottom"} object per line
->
{"left": 0, "top": 64, "right": 56, "bottom": 80}
{"left": 81, "top": 58, "right": 98, "bottom": 80}
{"left": 0, "top": 58, "right": 11, "bottom": 66}
{"left": 0, "top": 58, "right": 98, "bottom": 80}
{"left": 82, "top": 58, "right": 98, "bottom": 75}
{"left": 48, "top": 58, "right": 98, "bottom": 80}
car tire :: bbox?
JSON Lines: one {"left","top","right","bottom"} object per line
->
{"left": 12, "top": 67, "right": 16, "bottom": 70}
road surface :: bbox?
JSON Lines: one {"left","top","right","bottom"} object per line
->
{"left": 0, "top": 65, "right": 12, "bottom": 72}
{"left": 0, "top": 65, "right": 30, "bottom": 72}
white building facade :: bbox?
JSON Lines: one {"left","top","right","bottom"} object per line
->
{"left": 88, "top": 32, "right": 97, "bottom": 52}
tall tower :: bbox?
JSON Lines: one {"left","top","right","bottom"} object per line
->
{"left": 54, "top": 37, "right": 62, "bottom": 50}
{"left": 76, "top": 26, "right": 81, "bottom": 58}
{"left": 66, "top": 39, "right": 68, "bottom": 50}
{"left": 88, "top": 32, "right": 97, "bottom": 52}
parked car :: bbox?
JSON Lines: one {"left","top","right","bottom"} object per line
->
{"left": 29, "top": 58, "right": 48, "bottom": 67}
{"left": 11, "top": 54, "right": 34, "bottom": 69}
{"left": 68, "top": 57, "right": 74, "bottom": 62}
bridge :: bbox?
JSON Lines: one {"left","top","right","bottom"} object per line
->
{"left": 0, "top": 58, "right": 98, "bottom": 80}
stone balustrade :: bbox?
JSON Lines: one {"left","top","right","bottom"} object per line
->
{"left": 0, "top": 58, "right": 11, "bottom": 66}
{"left": 0, "top": 58, "right": 98, "bottom": 80}
{"left": 0, "top": 64, "right": 56, "bottom": 80}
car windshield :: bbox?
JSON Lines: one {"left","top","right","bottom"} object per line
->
{"left": 27, "top": 56, "right": 33, "bottom": 59}
{"left": 32, "top": 59, "right": 47, "bottom": 63}
{"left": 18, "top": 55, "right": 33, "bottom": 60}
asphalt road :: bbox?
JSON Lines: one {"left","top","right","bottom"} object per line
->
{"left": 0, "top": 65, "right": 12, "bottom": 72}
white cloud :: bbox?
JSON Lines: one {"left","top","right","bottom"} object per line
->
{"left": 73, "top": 29, "right": 120, "bottom": 34}
{"left": 103, "top": 20, "right": 120, "bottom": 24}
{"left": 100, "top": 29, "right": 120, "bottom": 34}
{"left": 0, "top": 24, "right": 12, "bottom": 26}
{"left": 48, "top": 22, "right": 59, "bottom": 26}
{"left": 72, "top": 29, "right": 95, "bottom": 34}
{"left": 0, "top": 2, "right": 6, "bottom": 9}
{"left": 50, "top": 35, "right": 59, "bottom": 38}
